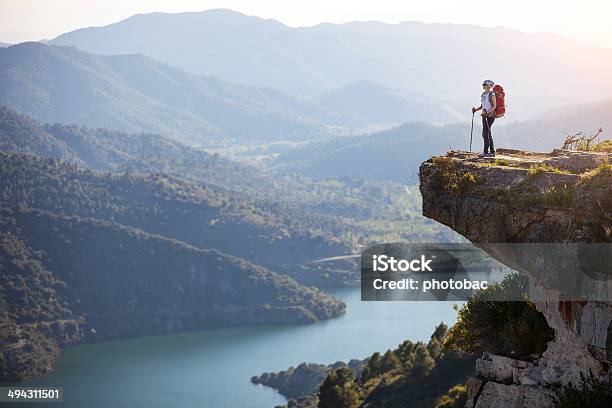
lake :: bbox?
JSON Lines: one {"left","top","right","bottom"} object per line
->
{"left": 22, "top": 289, "right": 460, "bottom": 408}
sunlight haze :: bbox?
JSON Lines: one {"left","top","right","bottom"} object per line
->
{"left": 1, "top": 0, "right": 611, "bottom": 48}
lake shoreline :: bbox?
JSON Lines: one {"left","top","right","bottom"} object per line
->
{"left": 12, "top": 289, "right": 460, "bottom": 408}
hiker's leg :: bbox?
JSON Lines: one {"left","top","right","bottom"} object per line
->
{"left": 481, "top": 116, "right": 490, "bottom": 153}
{"left": 488, "top": 117, "right": 496, "bottom": 153}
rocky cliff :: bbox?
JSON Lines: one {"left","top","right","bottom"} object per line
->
{"left": 419, "top": 148, "right": 611, "bottom": 407}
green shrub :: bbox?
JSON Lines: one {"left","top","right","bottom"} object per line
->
{"left": 459, "top": 172, "right": 477, "bottom": 191}
{"left": 528, "top": 163, "right": 570, "bottom": 176}
{"left": 555, "top": 373, "right": 612, "bottom": 408}
{"left": 434, "top": 384, "right": 468, "bottom": 408}
{"left": 579, "top": 164, "right": 612, "bottom": 190}
{"left": 494, "top": 158, "right": 510, "bottom": 166}
{"left": 429, "top": 157, "right": 479, "bottom": 195}
{"left": 484, "top": 164, "right": 579, "bottom": 208}
{"left": 444, "top": 273, "right": 554, "bottom": 358}
{"left": 542, "top": 183, "right": 574, "bottom": 207}
{"left": 591, "top": 140, "right": 612, "bottom": 153}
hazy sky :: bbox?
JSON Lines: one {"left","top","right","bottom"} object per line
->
{"left": 1, "top": 0, "right": 611, "bottom": 48}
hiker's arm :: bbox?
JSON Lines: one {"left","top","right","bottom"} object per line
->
{"left": 472, "top": 105, "right": 482, "bottom": 113}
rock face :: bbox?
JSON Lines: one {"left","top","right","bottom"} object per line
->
{"left": 419, "top": 148, "right": 612, "bottom": 407}
{"left": 420, "top": 149, "right": 611, "bottom": 243}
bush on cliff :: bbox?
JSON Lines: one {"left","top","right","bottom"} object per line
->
{"left": 555, "top": 372, "right": 612, "bottom": 408}
{"left": 579, "top": 163, "right": 612, "bottom": 190}
{"left": 429, "top": 157, "right": 478, "bottom": 195}
{"left": 591, "top": 139, "right": 612, "bottom": 153}
{"left": 434, "top": 384, "right": 468, "bottom": 408}
{"left": 444, "top": 273, "right": 554, "bottom": 359}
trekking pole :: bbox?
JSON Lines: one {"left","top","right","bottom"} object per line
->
{"left": 469, "top": 111, "right": 475, "bottom": 152}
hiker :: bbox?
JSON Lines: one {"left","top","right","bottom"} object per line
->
{"left": 472, "top": 80, "right": 497, "bottom": 157}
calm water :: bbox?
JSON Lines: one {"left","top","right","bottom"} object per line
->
{"left": 22, "top": 290, "right": 459, "bottom": 408}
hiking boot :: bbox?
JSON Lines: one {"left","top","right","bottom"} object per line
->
{"left": 478, "top": 152, "right": 487, "bottom": 158}
{"left": 487, "top": 151, "right": 496, "bottom": 157}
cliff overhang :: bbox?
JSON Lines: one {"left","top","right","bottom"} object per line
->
{"left": 419, "top": 148, "right": 612, "bottom": 407}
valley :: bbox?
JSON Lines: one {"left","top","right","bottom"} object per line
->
{"left": 0, "top": 6, "right": 610, "bottom": 407}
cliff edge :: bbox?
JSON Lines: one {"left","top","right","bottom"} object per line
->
{"left": 419, "top": 148, "right": 611, "bottom": 407}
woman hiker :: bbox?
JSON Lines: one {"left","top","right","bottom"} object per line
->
{"left": 472, "top": 79, "right": 497, "bottom": 157}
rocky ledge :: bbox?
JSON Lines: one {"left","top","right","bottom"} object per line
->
{"left": 419, "top": 148, "right": 611, "bottom": 407}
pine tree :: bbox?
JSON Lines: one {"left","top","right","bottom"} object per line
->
{"left": 411, "top": 343, "right": 435, "bottom": 377}
{"left": 431, "top": 322, "right": 448, "bottom": 342}
{"left": 361, "top": 352, "right": 381, "bottom": 381}
{"left": 395, "top": 340, "right": 415, "bottom": 368}
{"left": 427, "top": 336, "right": 443, "bottom": 361}
{"left": 381, "top": 350, "right": 401, "bottom": 372}
{"left": 318, "top": 367, "right": 362, "bottom": 408}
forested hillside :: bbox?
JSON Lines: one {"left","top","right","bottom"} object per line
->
{"left": 0, "top": 107, "right": 460, "bottom": 248}
{"left": 0, "top": 106, "right": 276, "bottom": 191}
{"left": 0, "top": 152, "right": 358, "bottom": 287}
{"left": 254, "top": 323, "right": 475, "bottom": 408}
{"left": 272, "top": 113, "right": 610, "bottom": 182}
{"left": 0, "top": 207, "right": 344, "bottom": 380}
{"left": 273, "top": 122, "right": 466, "bottom": 183}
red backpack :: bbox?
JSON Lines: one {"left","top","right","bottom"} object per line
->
{"left": 491, "top": 85, "right": 506, "bottom": 118}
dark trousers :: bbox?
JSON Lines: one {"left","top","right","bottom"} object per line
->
{"left": 482, "top": 116, "right": 495, "bottom": 153}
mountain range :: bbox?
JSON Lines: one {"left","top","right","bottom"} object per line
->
{"left": 495, "top": 98, "right": 612, "bottom": 149}
{"left": 0, "top": 107, "right": 460, "bottom": 283}
{"left": 272, "top": 99, "right": 612, "bottom": 183}
{"left": 0, "top": 107, "right": 358, "bottom": 286}
{"left": 2, "top": 8, "right": 609, "bottom": 386}
{"left": 310, "top": 81, "right": 463, "bottom": 124}
{"left": 0, "top": 42, "right": 350, "bottom": 145}
{"left": 272, "top": 122, "right": 466, "bottom": 183}
{"left": 50, "top": 9, "right": 612, "bottom": 117}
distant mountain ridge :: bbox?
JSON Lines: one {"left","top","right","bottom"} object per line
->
{"left": 493, "top": 97, "right": 612, "bottom": 152}
{"left": 311, "top": 81, "right": 463, "bottom": 124}
{"left": 0, "top": 107, "right": 427, "bottom": 228}
{"left": 273, "top": 122, "right": 466, "bottom": 183}
{"left": 0, "top": 106, "right": 276, "bottom": 191}
{"left": 51, "top": 9, "right": 612, "bottom": 117}
{"left": 2, "top": 107, "right": 464, "bottom": 285}
{"left": 273, "top": 96, "right": 612, "bottom": 183}
{"left": 0, "top": 42, "right": 352, "bottom": 144}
